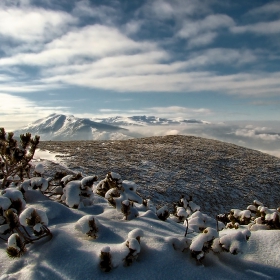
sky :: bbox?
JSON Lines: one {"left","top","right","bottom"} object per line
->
{"left": 0, "top": 0, "right": 280, "bottom": 156}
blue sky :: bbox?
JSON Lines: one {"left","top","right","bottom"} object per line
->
{"left": 0, "top": 0, "right": 280, "bottom": 156}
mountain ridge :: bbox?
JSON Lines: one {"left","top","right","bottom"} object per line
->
{"left": 15, "top": 113, "right": 209, "bottom": 141}
{"left": 15, "top": 114, "right": 129, "bottom": 141}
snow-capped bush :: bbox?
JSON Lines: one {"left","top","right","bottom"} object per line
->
{"left": 186, "top": 211, "right": 224, "bottom": 233}
{"left": 172, "top": 195, "right": 201, "bottom": 223}
{"left": 124, "top": 238, "right": 141, "bottom": 266}
{"left": 6, "top": 233, "right": 25, "bottom": 258}
{"left": 157, "top": 205, "right": 169, "bottom": 221}
{"left": 62, "top": 178, "right": 95, "bottom": 208}
{"left": 19, "top": 207, "right": 48, "bottom": 235}
{"left": 190, "top": 227, "right": 218, "bottom": 261}
{"left": 34, "top": 163, "right": 44, "bottom": 176}
{"left": 60, "top": 173, "right": 82, "bottom": 188}
{"left": 218, "top": 200, "right": 280, "bottom": 231}
{"left": 75, "top": 215, "right": 99, "bottom": 238}
{"left": 20, "top": 177, "right": 50, "bottom": 192}
{"left": 100, "top": 246, "right": 112, "bottom": 272}
{"left": 121, "top": 200, "right": 139, "bottom": 220}
{"left": 122, "top": 181, "right": 142, "bottom": 204}
{"left": 1, "top": 188, "right": 26, "bottom": 213}
{"left": 217, "top": 229, "right": 251, "bottom": 255}
{"left": 96, "top": 172, "right": 122, "bottom": 197}
{"left": 127, "top": 228, "right": 144, "bottom": 243}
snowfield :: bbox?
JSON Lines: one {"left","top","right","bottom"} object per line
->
{"left": 1, "top": 135, "right": 280, "bottom": 279}
{"left": 1, "top": 189, "right": 280, "bottom": 280}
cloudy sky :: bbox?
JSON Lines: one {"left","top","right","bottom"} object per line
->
{"left": 0, "top": 0, "right": 280, "bottom": 156}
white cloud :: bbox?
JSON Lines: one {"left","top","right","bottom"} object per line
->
{"left": 0, "top": 83, "right": 63, "bottom": 93}
{"left": 247, "top": 2, "right": 280, "bottom": 16}
{"left": 0, "top": 7, "right": 76, "bottom": 45}
{"left": 0, "top": 93, "right": 70, "bottom": 130}
{"left": 0, "top": 25, "right": 159, "bottom": 67}
{"left": 235, "top": 127, "right": 280, "bottom": 141}
{"left": 176, "top": 14, "right": 235, "bottom": 48}
{"left": 177, "top": 14, "right": 234, "bottom": 40}
{"left": 124, "top": 20, "right": 143, "bottom": 35}
{"left": 40, "top": 69, "right": 280, "bottom": 97}
{"left": 231, "top": 20, "right": 280, "bottom": 35}
{"left": 187, "top": 32, "right": 217, "bottom": 47}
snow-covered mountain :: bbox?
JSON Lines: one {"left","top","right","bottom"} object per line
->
{"left": 15, "top": 114, "right": 209, "bottom": 141}
{"left": 15, "top": 114, "right": 130, "bottom": 141}
{"left": 92, "top": 115, "right": 209, "bottom": 126}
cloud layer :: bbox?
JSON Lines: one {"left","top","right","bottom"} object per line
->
{"left": 0, "top": 0, "right": 279, "bottom": 96}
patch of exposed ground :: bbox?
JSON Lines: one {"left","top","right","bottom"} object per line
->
{"left": 38, "top": 135, "right": 280, "bottom": 216}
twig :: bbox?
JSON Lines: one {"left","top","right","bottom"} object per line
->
{"left": 184, "top": 218, "right": 189, "bottom": 237}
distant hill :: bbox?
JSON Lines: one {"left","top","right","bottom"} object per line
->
{"left": 39, "top": 135, "right": 280, "bottom": 216}
{"left": 14, "top": 114, "right": 130, "bottom": 141}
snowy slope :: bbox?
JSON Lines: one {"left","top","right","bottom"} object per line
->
{"left": 38, "top": 136, "right": 280, "bottom": 217}
{"left": 1, "top": 183, "right": 280, "bottom": 279}
{"left": 14, "top": 114, "right": 129, "bottom": 141}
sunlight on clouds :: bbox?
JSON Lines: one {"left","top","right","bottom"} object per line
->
{"left": 0, "top": 93, "right": 69, "bottom": 131}
{"left": 0, "top": 7, "right": 76, "bottom": 45}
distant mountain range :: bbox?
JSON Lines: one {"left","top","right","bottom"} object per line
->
{"left": 15, "top": 114, "right": 208, "bottom": 140}
{"left": 92, "top": 115, "right": 209, "bottom": 126}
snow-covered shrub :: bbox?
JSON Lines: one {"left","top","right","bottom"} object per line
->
{"left": 190, "top": 227, "right": 218, "bottom": 261}
{"left": 20, "top": 177, "right": 49, "bottom": 193}
{"left": 105, "top": 187, "right": 121, "bottom": 208}
{"left": 75, "top": 215, "right": 99, "bottom": 238}
{"left": 124, "top": 238, "right": 141, "bottom": 266}
{"left": 123, "top": 228, "right": 143, "bottom": 266}
{"left": 60, "top": 173, "right": 82, "bottom": 188}
{"left": 6, "top": 233, "right": 26, "bottom": 258}
{"left": 122, "top": 181, "right": 142, "bottom": 204}
{"left": 0, "top": 128, "right": 39, "bottom": 188}
{"left": 127, "top": 228, "right": 144, "bottom": 244}
{"left": 61, "top": 176, "right": 97, "bottom": 208}
{"left": 172, "top": 195, "right": 200, "bottom": 223}
{"left": 226, "top": 221, "right": 239, "bottom": 229}
{"left": 141, "top": 199, "right": 157, "bottom": 213}
{"left": 186, "top": 211, "right": 224, "bottom": 233}
{"left": 157, "top": 205, "right": 169, "bottom": 221}
{"left": 121, "top": 200, "right": 139, "bottom": 220}
{"left": 19, "top": 207, "right": 48, "bottom": 235}
{"left": 34, "top": 163, "right": 44, "bottom": 177}
{"left": 99, "top": 174, "right": 141, "bottom": 220}
{"left": 214, "top": 229, "right": 251, "bottom": 255}
{"left": 218, "top": 200, "right": 280, "bottom": 231}
{"left": 228, "top": 209, "right": 251, "bottom": 225}
{"left": 100, "top": 246, "right": 112, "bottom": 272}
{"left": 96, "top": 172, "right": 122, "bottom": 197}
{"left": 4, "top": 209, "right": 20, "bottom": 231}
{"left": 1, "top": 188, "right": 26, "bottom": 214}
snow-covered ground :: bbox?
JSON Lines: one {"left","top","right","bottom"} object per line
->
{"left": 1, "top": 187, "right": 280, "bottom": 280}
{"left": 1, "top": 163, "right": 280, "bottom": 279}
